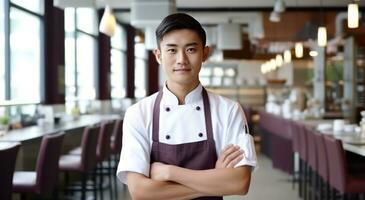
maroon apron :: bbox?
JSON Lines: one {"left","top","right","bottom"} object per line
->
{"left": 151, "top": 88, "right": 223, "bottom": 200}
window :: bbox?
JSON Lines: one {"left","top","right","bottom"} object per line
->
{"left": 10, "top": 0, "right": 44, "bottom": 15}
{"left": 110, "top": 25, "right": 127, "bottom": 99}
{"left": 135, "top": 43, "right": 147, "bottom": 98}
{"left": 0, "top": 0, "right": 5, "bottom": 101}
{"left": 9, "top": 5, "right": 42, "bottom": 103}
{"left": 64, "top": 8, "right": 98, "bottom": 112}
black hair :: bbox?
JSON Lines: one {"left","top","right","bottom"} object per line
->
{"left": 155, "top": 13, "right": 206, "bottom": 48}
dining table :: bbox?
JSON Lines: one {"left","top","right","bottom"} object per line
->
{"left": 0, "top": 114, "right": 122, "bottom": 170}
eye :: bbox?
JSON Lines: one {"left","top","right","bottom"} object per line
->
{"left": 167, "top": 48, "right": 176, "bottom": 54}
{"left": 187, "top": 48, "right": 196, "bottom": 53}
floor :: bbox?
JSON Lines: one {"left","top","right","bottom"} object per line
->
{"left": 110, "top": 153, "right": 301, "bottom": 200}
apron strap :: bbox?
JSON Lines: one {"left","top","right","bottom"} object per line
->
{"left": 202, "top": 88, "right": 214, "bottom": 141}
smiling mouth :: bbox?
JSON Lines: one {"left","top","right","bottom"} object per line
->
{"left": 173, "top": 68, "right": 191, "bottom": 72}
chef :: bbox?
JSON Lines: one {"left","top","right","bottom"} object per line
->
{"left": 117, "top": 13, "right": 257, "bottom": 200}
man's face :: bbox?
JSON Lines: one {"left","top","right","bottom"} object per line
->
{"left": 154, "top": 29, "right": 209, "bottom": 88}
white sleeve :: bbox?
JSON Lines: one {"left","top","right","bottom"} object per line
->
{"left": 116, "top": 106, "right": 151, "bottom": 184}
{"left": 224, "top": 103, "right": 258, "bottom": 171}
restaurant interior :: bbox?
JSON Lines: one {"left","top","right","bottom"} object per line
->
{"left": 1, "top": 0, "right": 365, "bottom": 199}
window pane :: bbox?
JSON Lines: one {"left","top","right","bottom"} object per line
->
{"left": 10, "top": 0, "right": 44, "bottom": 15}
{"left": 135, "top": 58, "right": 147, "bottom": 98}
{"left": 0, "top": 0, "right": 5, "bottom": 101}
{"left": 135, "top": 43, "right": 147, "bottom": 98}
{"left": 10, "top": 8, "right": 41, "bottom": 102}
{"left": 65, "top": 36, "right": 76, "bottom": 101}
{"left": 64, "top": 8, "right": 75, "bottom": 33}
{"left": 76, "top": 33, "right": 97, "bottom": 100}
{"left": 76, "top": 8, "right": 97, "bottom": 35}
{"left": 111, "top": 49, "right": 126, "bottom": 98}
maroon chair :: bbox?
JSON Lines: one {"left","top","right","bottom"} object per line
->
{"left": 95, "top": 120, "right": 115, "bottom": 200}
{"left": 0, "top": 142, "right": 20, "bottom": 200}
{"left": 323, "top": 135, "right": 365, "bottom": 199}
{"left": 297, "top": 123, "right": 308, "bottom": 200}
{"left": 68, "top": 120, "right": 115, "bottom": 200}
{"left": 59, "top": 125, "right": 100, "bottom": 200}
{"left": 291, "top": 121, "right": 301, "bottom": 189}
{"left": 110, "top": 119, "right": 123, "bottom": 199}
{"left": 12, "top": 132, "right": 65, "bottom": 199}
{"left": 313, "top": 131, "right": 330, "bottom": 200}
{"left": 306, "top": 128, "right": 319, "bottom": 200}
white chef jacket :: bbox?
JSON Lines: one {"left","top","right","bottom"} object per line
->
{"left": 117, "top": 84, "right": 257, "bottom": 184}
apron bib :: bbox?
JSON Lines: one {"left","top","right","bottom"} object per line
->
{"left": 150, "top": 88, "right": 223, "bottom": 200}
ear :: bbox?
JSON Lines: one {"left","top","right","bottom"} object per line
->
{"left": 153, "top": 48, "right": 162, "bottom": 64}
{"left": 202, "top": 46, "right": 210, "bottom": 62}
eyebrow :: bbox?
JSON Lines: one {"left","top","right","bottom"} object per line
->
{"left": 164, "top": 42, "right": 199, "bottom": 48}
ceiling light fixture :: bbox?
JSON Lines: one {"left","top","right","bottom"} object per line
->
{"left": 274, "top": 0, "right": 286, "bottom": 13}
{"left": 284, "top": 50, "right": 291, "bottom": 63}
{"left": 348, "top": 3, "right": 359, "bottom": 28}
{"left": 295, "top": 42, "right": 303, "bottom": 58}
{"left": 276, "top": 54, "right": 284, "bottom": 67}
{"left": 99, "top": 6, "right": 116, "bottom": 37}
{"left": 317, "top": 26, "right": 327, "bottom": 47}
{"left": 269, "top": 11, "right": 280, "bottom": 22}
{"left": 317, "top": 0, "right": 327, "bottom": 47}
{"left": 309, "top": 50, "right": 318, "bottom": 57}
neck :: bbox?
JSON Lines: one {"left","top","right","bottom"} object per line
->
{"left": 166, "top": 80, "right": 200, "bottom": 105}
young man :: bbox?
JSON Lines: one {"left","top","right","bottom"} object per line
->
{"left": 117, "top": 13, "right": 257, "bottom": 200}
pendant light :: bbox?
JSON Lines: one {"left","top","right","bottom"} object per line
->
{"left": 99, "top": 6, "right": 116, "bottom": 37}
{"left": 348, "top": 3, "right": 359, "bottom": 28}
{"left": 317, "top": 0, "right": 327, "bottom": 47}
{"left": 276, "top": 54, "right": 283, "bottom": 67}
{"left": 317, "top": 27, "right": 327, "bottom": 47}
{"left": 284, "top": 50, "right": 291, "bottom": 63}
{"left": 295, "top": 42, "right": 303, "bottom": 58}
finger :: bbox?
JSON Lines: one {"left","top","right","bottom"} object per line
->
{"left": 222, "top": 148, "right": 243, "bottom": 166}
{"left": 222, "top": 146, "right": 241, "bottom": 163}
{"left": 219, "top": 145, "right": 237, "bottom": 162}
{"left": 227, "top": 154, "right": 244, "bottom": 168}
{"left": 220, "top": 144, "right": 234, "bottom": 158}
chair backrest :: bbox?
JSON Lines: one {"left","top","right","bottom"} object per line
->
{"left": 298, "top": 123, "right": 308, "bottom": 161}
{"left": 291, "top": 122, "right": 300, "bottom": 152}
{"left": 96, "top": 120, "right": 115, "bottom": 161}
{"left": 110, "top": 119, "right": 123, "bottom": 154}
{"left": 81, "top": 125, "right": 100, "bottom": 171}
{"left": 306, "top": 128, "right": 317, "bottom": 170}
{"left": 323, "top": 135, "right": 347, "bottom": 193}
{"left": 312, "top": 131, "right": 329, "bottom": 181}
{"left": 0, "top": 143, "right": 20, "bottom": 200}
{"left": 35, "top": 132, "right": 65, "bottom": 195}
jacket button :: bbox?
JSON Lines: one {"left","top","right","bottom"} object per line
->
{"left": 165, "top": 107, "right": 170, "bottom": 112}
{"left": 196, "top": 106, "right": 201, "bottom": 111}
{"left": 198, "top": 133, "right": 203, "bottom": 137}
{"left": 166, "top": 135, "right": 170, "bottom": 140}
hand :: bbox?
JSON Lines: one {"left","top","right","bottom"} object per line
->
{"left": 215, "top": 144, "right": 244, "bottom": 169}
{"left": 150, "top": 162, "right": 171, "bottom": 181}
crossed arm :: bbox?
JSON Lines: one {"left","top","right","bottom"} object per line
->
{"left": 126, "top": 145, "right": 252, "bottom": 200}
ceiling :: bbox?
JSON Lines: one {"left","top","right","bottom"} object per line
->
{"left": 60, "top": 0, "right": 365, "bottom": 9}
{"left": 94, "top": 0, "right": 365, "bottom": 9}
{"left": 55, "top": 0, "right": 365, "bottom": 59}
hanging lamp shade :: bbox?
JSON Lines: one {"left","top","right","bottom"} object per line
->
{"left": 295, "top": 42, "right": 303, "bottom": 58}
{"left": 284, "top": 50, "right": 291, "bottom": 63}
{"left": 99, "top": 6, "right": 116, "bottom": 37}
{"left": 348, "top": 3, "right": 359, "bottom": 28}
{"left": 317, "top": 26, "right": 327, "bottom": 47}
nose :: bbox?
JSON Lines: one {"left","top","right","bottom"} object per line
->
{"left": 177, "top": 51, "right": 188, "bottom": 65}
